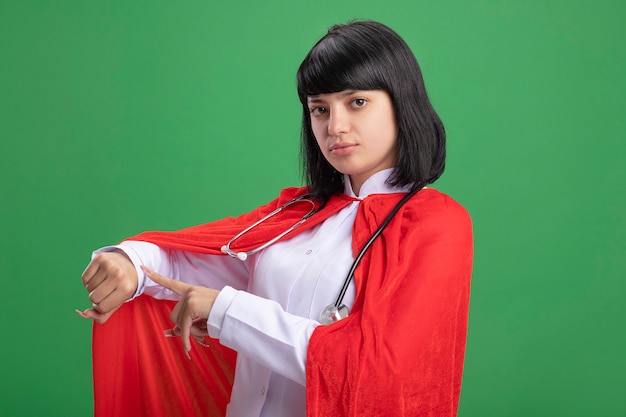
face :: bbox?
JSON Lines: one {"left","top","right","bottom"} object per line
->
{"left": 307, "top": 89, "right": 398, "bottom": 195}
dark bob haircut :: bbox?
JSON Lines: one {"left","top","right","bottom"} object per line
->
{"left": 296, "top": 20, "right": 446, "bottom": 201}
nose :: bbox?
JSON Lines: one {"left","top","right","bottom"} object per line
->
{"left": 327, "top": 107, "right": 350, "bottom": 136}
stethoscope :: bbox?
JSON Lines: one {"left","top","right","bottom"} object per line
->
{"left": 221, "top": 188, "right": 419, "bottom": 325}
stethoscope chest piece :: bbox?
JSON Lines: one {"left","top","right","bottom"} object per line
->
{"left": 319, "top": 304, "right": 350, "bottom": 325}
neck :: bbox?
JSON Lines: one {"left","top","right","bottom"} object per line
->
{"left": 349, "top": 176, "right": 364, "bottom": 197}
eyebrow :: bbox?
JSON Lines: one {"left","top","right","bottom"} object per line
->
{"left": 307, "top": 90, "right": 358, "bottom": 103}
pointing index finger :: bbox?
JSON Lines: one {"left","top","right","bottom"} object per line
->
{"left": 141, "top": 266, "right": 192, "bottom": 296}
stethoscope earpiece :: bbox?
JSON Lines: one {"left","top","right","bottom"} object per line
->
{"left": 222, "top": 244, "right": 249, "bottom": 261}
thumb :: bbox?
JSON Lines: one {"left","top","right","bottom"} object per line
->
{"left": 75, "top": 308, "right": 116, "bottom": 324}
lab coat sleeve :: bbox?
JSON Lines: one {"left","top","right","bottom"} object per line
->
{"left": 96, "top": 240, "right": 250, "bottom": 301}
{"left": 207, "top": 285, "right": 319, "bottom": 385}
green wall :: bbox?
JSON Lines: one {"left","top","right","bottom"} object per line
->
{"left": 1, "top": 1, "right": 624, "bottom": 416}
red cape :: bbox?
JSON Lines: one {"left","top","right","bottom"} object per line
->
{"left": 92, "top": 186, "right": 473, "bottom": 416}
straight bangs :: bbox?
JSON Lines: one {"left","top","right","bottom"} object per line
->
{"left": 297, "top": 37, "right": 390, "bottom": 102}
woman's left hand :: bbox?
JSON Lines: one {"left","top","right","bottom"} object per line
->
{"left": 141, "top": 266, "right": 220, "bottom": 358}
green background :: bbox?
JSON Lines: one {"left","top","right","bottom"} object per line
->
{"left": 1, "top": 1, "right": 624, "bottom": 416}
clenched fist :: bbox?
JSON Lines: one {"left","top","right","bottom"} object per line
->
{"left": 77, "top": 250, "right": 138, "bottom": 324}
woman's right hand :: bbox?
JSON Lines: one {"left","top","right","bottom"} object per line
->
{"left": 77, "top": 250, "right": 138, "bottom": 324}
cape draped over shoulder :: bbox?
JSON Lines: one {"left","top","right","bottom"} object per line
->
{"left": 91, "top": 186, "right": 473, "bottom": 417}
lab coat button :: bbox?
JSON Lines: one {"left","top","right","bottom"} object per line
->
{"left": 306, "top": 249, "right": 312, "bottom": 255}
{"left": 261, "top": 386, "right": 266, "bottom": 396}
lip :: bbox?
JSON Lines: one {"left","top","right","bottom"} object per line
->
{"left": 329, "top": 142, "right": 357, "bottom": 156}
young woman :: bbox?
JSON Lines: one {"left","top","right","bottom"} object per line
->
{"left": 79, "top": 20, "right": 473, "bottom": 417}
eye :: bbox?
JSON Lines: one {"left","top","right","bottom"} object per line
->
{"left": 309, "top": 106, "right": 327, "bottom": 116}
{"left": 351, "top": 98, "right": 367, "bottom": 108}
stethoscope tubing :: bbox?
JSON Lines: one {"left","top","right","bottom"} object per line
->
{"left": 332, "top": 187, "right": 420, "bottom": 308}
{"left": 221, "top": 194, "right": 318, "bottom": 260}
